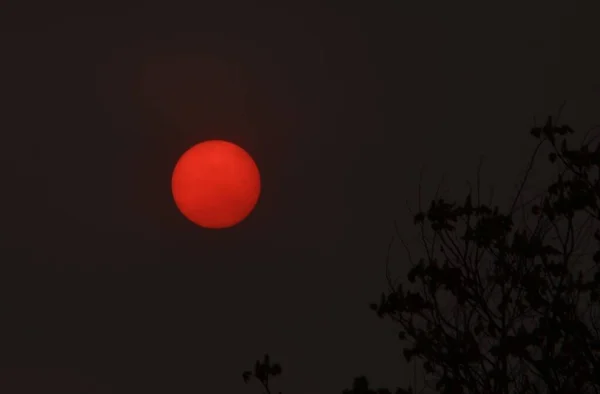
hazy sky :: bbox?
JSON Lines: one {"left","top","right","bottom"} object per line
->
{"left": 1, "top": 1, "right": 599, "bottom": 393}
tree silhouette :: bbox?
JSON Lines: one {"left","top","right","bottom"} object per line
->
{"left": 242, "top": 105, "right": 600, "bottom": 394}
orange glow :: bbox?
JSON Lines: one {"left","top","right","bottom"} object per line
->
{"left": 171, "top": 140, "right": 261, "bottom": 229}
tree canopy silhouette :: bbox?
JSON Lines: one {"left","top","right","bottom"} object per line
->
{"left": 242, "top": 105, "right": 600, "bottom": 394}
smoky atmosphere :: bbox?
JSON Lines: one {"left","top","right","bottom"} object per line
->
{"left": 1, "top": 1, "right": 600, "bottom": 393}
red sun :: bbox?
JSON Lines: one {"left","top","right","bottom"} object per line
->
{"left": 171, "top": 140, "right": 261, "bottom": 229}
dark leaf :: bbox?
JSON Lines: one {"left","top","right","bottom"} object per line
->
{"left": 270, "top": 363, "right": 282, "bottom": 376}
{"left": 464, "top": 193, "right": 473, "bottom": 213}
{"left": 413, "top": 212, "right": 425, "bottom": 224}
{"left": 242, "top": 371, "right": 252, "bottom": 383}
{"left": 543, "top": 116, "right": 555, "bottom": 142}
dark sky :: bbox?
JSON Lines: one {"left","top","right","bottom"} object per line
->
{"left": 1, "top": 1, "right": 599, "bottom": 393}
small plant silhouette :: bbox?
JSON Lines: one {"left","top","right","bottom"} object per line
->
{"left": 242, "top": 353, "right": 283, "bottom": 394}
{"left": 242, "top": 103, "right": 600, "bottom": 394}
